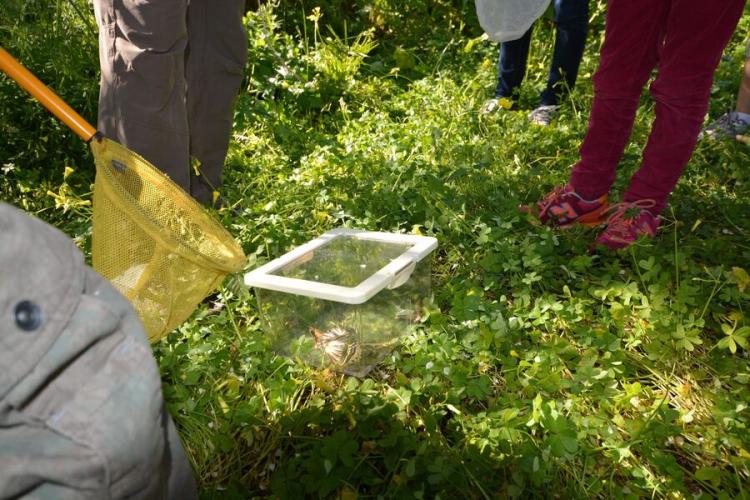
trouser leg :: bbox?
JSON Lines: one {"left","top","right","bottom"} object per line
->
{"left": 185, "top": 0, "right": 247, "bottom": 205}
{"left": 737, "top": 51, "right": 750, "bottom": 115}
{"left": 539, "top": 0, "right": 589, "bottom": 106}
{"left": 495, "top": 27, "right": 533, "bottom": 99}
{"left": 569, "top": 0, "right": 669, "bottom": 200}
{"left": 623, "top": 0, "right": 746, "bottom": 212}
{"left": 94, "top": 0, "right": 191, "bottom": 191}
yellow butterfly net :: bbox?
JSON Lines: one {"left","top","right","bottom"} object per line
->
{"left": 0, "top": 47, "right": 245, "bottom": 343}
{"left": 90, "top": 138, "right": 246, "bottom": 342}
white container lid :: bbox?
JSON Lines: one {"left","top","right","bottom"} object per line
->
{"left": 244, "top": 228, "right": 437, "bottom": 304}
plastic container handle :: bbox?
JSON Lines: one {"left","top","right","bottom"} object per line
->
{"left": 0, "top": 46, "right": 97, "bottom": 142}
{"left": 387, "top": 258, "right": 416, "bottom": 290}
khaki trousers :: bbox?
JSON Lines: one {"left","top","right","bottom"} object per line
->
{"left": 94, "top": 0, "right": 247, "bottom": 205}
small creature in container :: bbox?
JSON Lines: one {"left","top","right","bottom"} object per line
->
{"left": 309, "top": 325, "right": 359, "bottom": 366}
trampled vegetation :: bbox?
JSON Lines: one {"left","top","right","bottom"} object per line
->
{"left": 1, "top": 1, "right": 749, "bottom": 498}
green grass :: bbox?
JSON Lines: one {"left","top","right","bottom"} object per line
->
{"left": 2, "top": 1, "right": 750, "bottom": 498}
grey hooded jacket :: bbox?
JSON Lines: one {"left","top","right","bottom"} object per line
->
{"left": 0, "top": 202, "right": 197, "bottom": 499}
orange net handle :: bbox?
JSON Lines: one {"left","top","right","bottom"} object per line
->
{"left": 0, "top": 46, "right": 97, "bottom": 142}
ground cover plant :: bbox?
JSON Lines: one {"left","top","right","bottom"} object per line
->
{"left": 1, "top": 1, "right": 750, "bottom": 498}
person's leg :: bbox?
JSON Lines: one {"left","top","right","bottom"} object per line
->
{"left": 736, "top": 41, "right": 750, "bottom": 114}
{"left": 623, "top": 0, "right": 746, "bottom": 212}
{"left": 699, "top": 39, "right": 750, "bottom": 140}
{"left": 185, "top": 0, "right": 248, "bottom": 205}
{"left": 94, "top": 0, "right": 191, "bottom": 190}
{"left": 569, "top": 0, "right": 670, "bottom": 201}
{"left": 494, "top": 28, "right": 533, "bottom": 100}
{"left": 539, "top": 0, "right": 589, "bottom": 106}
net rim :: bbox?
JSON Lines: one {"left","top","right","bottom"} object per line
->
{"left": 91, "top": 138, "right": 246, "bottom": 273}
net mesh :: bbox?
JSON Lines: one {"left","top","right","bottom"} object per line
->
{"left": 90, "top": 138, "right": 246, "bottom": 342}
{"left": 475, "top": 0, "right": 551, "bottom": 42}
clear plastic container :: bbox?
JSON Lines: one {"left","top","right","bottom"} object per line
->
{"left": 245, "top": 229, "right": 437, "bottom": 376}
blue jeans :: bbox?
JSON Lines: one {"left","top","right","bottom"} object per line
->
{"left": 495, "top": 0, "right": 589, "bottom": 106}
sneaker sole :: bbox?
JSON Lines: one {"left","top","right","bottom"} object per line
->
{"left": 554, "top": 204, "right": 610, "bottom": 229}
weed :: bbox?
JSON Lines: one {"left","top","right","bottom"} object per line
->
{"left": 2, "top": 1, "right": 749, "bottom": 498}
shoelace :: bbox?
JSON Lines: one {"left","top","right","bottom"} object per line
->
{"left": 601, "top": 199, "right": 656, "bottom": 233}
{"left": 534, "top": 106, "right": 556, "bottom": 116}
{"left": 530, "top": 106, "right": 557, "bottom": 122}
{"left": 537, "top": 185, "right": 568, "bottom": 215}
{"left": 713, "top": 110, "right": 747, "bottom": 131}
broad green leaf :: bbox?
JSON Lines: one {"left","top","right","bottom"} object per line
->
{"left": 695, "top": 466, "right": 722, "bottom": 487}
{"left": 732, "top": 267, "right": 750, "bottom": 292}
{"left": 405, "top": 458, "right": 416, "bottom": 478}
{"left": 736, "top": 336, "right": 748, "bottom": 349}
{"left": 717, "top": 337, "right": 732, "bottom": 351}
{"left": 560, "top": 435, "right": 579, "bottom": 454}
{"left": 728, "top": 337, "right": 737, "bottom": 354}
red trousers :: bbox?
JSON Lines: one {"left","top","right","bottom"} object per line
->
{"left": 570, "top": 0, "right": 746, "bottom": 213}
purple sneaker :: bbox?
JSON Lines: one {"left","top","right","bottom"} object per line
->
{"left": 595, "top": 200, "right": 660, "bottom": 250}
{"left": 535, "top": 185, "right": 609, "bottom": 228}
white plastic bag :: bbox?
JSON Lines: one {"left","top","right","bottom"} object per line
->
{"left": 475, "top": 0, "right": 552, "bottom": 43}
